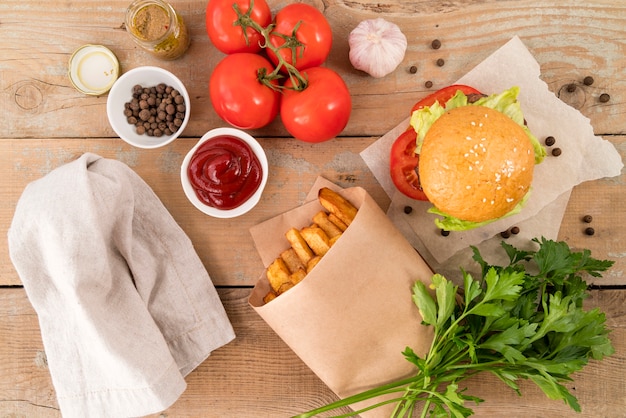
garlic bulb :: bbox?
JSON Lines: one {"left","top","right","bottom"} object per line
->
{"left": 348, "top": 18, "right": 407, "bottom": 78}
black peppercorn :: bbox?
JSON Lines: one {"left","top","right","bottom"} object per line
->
{"left": 583, "top": 76, "right": 594, "bottom": 86}
{"left": 583, "top": 215, "right": 593, "bottom": 223}
{"left": 138, "top": 109, "right": 151, "bottom": 121}
{"left": 440, "top": 229, "right": 450, "bottom": 237}
{"left": 545, "top": 136, "right": 556, "bottom": 146}
{"left": 436, "top": 58, "right": 445, "bottom": 67}
{"left": 551, "top": 148, "right": 562, "bottom": 157}
{"left": 403, "top": 206, "right": 413, "bottom": 214}
{"left": 409, "top": 65, "right": 418, "bottom": 74}
{"left": 431, "top": 39, "right": 441, "bottom": 49}
{"left": 510, "top": 226, "right": 520, "bottom": 235}
{"left": 566, "top": 83, "right": 577, "bottom": 93}
{"left": 585, "top": 227, "right": 595, "bottom": 236}
{"left": 500, "top": 230, "right": 511, "bottom": 239}
{"left": 425, "top": 80, "right": 433, "bottom": 88}
{"left": 599, "top": 93, "right": 610, "bottom": 103}
{"left": 125, "top": 83, "right": 186, "bottom": 137}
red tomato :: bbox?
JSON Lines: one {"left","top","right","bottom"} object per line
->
{"left": 390, "top": 85, "right": 483, "bottom": 200}
{"left": 209, "top": 53, "right": 281, "bottom": 129}
{"left": 205, "top": 0, "right": 272, "bottom": 54}
{"left": 389, "top": 129, "right": 427, "bottom": 201}
{"left": 266, "top": 3, "right": 332, "bottom": 72}
{"left": 281, "top": 67, "right": 351, "bottom": 143}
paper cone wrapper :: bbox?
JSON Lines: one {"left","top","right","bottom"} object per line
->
{"left": 249, "top": 181, "right": 434, "bottom": 415}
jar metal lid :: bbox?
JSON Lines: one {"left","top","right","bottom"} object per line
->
{"left": 68, "top": 45, "right": 120, "bottom": 95}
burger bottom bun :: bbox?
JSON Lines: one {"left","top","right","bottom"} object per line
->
{"left": 419, "top": 106, "right": 535, "bottom": 223}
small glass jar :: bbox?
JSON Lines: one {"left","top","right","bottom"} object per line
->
{"left": 125, "top": 0, "right": 190, "bottom": 60}
{"left": 68, "top": 45, "right": 120, "bottom": 95}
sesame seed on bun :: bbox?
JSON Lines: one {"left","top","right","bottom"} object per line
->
{"left": 418, "top": 105, "right": 535, "bottom": 223}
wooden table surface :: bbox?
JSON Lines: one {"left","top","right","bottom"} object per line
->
{"left": 1, "top": 1, "right": 625, "bottom": 416}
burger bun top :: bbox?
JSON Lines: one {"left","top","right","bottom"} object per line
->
{"left": 419, "top": 105, "right": 535, "bottom": 223}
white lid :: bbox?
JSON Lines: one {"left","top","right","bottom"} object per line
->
{"left": 69, "top": 45, "right": 120, "bottom": 95}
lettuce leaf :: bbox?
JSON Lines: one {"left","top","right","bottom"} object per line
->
{"left": 410, "top": 87, "right": 545, "bottom": 231}
{"left": 429, "top": 191, "right": 531, "bottom": 231}
{"left": 411, "top": 87, "right": 546, "bottom": 163}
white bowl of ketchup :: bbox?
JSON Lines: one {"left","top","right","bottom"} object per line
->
{"left": 181, "top": 127, "right": 268, "bottom": 218}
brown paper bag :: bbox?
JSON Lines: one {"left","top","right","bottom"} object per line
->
{"left": 249, "top": 179, "right": 434, "bottom": 416}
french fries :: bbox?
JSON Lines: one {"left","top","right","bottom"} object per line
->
{"left": 300, "top": 226, "right": 331, "bottom": 256}
{"left": 312, "top": 211, "right": 343, "bottom": 239}
{"left": 280, "top": 248, "right": 306, "bottom": 273}
{"left": 263, "top": 188, "right": 358, "bottom": 303}
{"left": 285, "top": 228, "right": 314, "bottom": 265}
{"left": 318, "top": 187, "right": 358, "bottom": 227}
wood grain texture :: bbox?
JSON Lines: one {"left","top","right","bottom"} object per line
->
{"left": 0, "top": 136, "right": 389, "bottom": 287}
{"left": 0, "top": 1, "right": 624, "bottom": 139}
{"left": 2, "top": 1, "right": 625, "bottom": 416}
{"left": 1, "top": 287, "right": 624, "bottom": 417}
{"left": 2, "top": 135, "right": 624, "bottom": 287}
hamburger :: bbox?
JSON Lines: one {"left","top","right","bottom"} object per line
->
{"left": 401, "top": 86, "right": 546, "bottom": 231}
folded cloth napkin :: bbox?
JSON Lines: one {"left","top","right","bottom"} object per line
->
{"left": 8, "top": 153, "right": 235, "bottom": 417}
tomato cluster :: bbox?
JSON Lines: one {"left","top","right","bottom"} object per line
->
{"left": 206, "top": 0, "right": 352, "bottom": 143}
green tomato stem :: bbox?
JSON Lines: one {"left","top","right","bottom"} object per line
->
{"left": 231, "top": 0, "right": 308, "bottom": 91}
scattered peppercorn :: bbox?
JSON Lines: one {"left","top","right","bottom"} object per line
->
{"left": 440, "top": 229, "right": 450, "bottom": 237}
{"left": 431, "top": 39, "right": 441, "bottom": 49}
{"left": 403, "top": 206, "right": 413, "bottom": 214}
{"left": 583, "top": 76, "right": 594, "bottom": 86}
{"left": 566, "top": 83, "right": 577, "bottom": 93}
{"left": 500, "top": 230, "right": 511, "bottom": 239}
{"left": 124, "top": 83, "right": 186, "bottom": 137}
{"left": 551, "top": 147, "right": 562, "bottom": 157}
{"left": 409, "top": 65, "right": 418, "bottom": 74}
{"left": 510, "top": 226, "right": 520, "bottom": 235}
{"left": 545, "top": 136, "right": 556, "bottom": 146}
{"left": 583, "top": 215, "right": 593, "bottom": 223}
{"left": 585, "top": 227, "right": 595, "bottom": 236}
{"left": 599, "top": 93, "right": 610, "bottom": 103}
{"left": 436, "top": 58, "right": 445, "bottom": 67}
{"left": 425, "top": 80, "right": 433, "bottom": 88}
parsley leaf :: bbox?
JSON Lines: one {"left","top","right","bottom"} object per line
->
{"left": 295, "top": 238, "right": 615, "bottom": 418}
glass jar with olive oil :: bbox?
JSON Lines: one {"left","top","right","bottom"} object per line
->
{"left": 125, "top": 0, "right": 190, "bottom": 60}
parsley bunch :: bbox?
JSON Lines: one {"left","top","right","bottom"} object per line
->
{"left": 296, "top": 238, "right": 615, "bottom": 418}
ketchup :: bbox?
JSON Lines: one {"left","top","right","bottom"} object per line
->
{"left": 187, "top": 135, "right": 263, "bottom": 210}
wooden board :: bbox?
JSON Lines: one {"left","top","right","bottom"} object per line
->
{"left": 1, "top": 0, "right": 625, "bottom": 417}
{"left": 1, "top": 1, "right": 625, "bottom": 139}
{"left": 1, "top": 287, "right": 624, "bottom": 417}
{"left": 0, "top": 136, "right": 389, "bottom": 287}
{"left": 2, "top": 135, "right": 624, "bottom": 287}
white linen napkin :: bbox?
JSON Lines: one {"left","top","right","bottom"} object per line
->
{"left": 8, "top": 153, "right": 235, "bottom": 418}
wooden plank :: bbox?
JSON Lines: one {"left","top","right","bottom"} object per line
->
{"left": 3, "top": 135, "right": 624, "bottom": 287}
{"left": 1, "top": 287, "right": 624, "bottom": 417}
{"left": 0, "top": 1, "right": 624, "bottom": 139}
{"left": 0, "top": 137, "right": 390, "bottom": 287}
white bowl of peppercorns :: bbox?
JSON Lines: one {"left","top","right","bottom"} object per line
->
{"left": 106, "top": 66, "right": 190, "bottom": 149}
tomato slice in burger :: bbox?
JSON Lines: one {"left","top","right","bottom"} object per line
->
{"left": 390, "top": 128, "right": 427, "bottom": 200}
{"left": 390, "top": 84, "right": 483, "bottom": 201}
